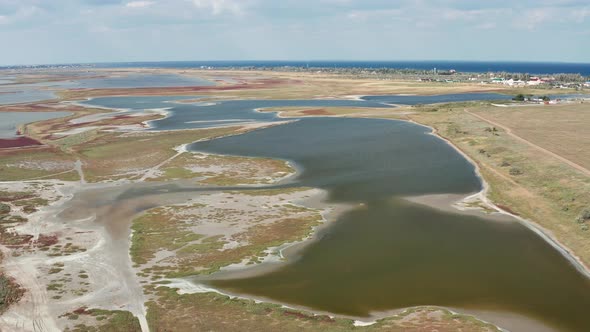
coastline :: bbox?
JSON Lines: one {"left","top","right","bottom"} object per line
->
{"left": 163, "top": 276, "right": 513, "bottom": 332}
{"left": 259, "top": 102, "right": 590, "bottom": 279}
{"left": 412, "top": 119, "right": 590, "bottom": 279}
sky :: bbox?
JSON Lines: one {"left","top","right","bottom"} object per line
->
{"left": 1, "top": 0, "right": 589, "bottom": 65}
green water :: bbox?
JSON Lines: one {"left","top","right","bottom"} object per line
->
{"left": 188, "top": 117, "right": 590, "bottom": 331}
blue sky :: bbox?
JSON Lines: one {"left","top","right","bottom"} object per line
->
{"left": 1, "top": 0, "right": 589, "bottom": 65}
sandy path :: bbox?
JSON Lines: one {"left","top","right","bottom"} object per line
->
{"left": 139, "top": 145, "right": 186, "bottom": 181}
{"left": 74, "top": 159, "right": 86, "bottom": 184}
{"left": 0, "top": 252, "right": 61, "bottom": 332}
{"left": 465, "top": 109, "right": 590, "bottom": 177}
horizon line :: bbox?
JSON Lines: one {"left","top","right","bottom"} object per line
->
{"left": 3, "top": 59, "right": 590, "bottom": 68}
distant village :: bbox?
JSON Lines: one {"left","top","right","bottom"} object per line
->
{"left": 235, "top": 65, "right": 590, "bottom": 90}
{"left": 467, "top": 74, "right": 590, "bottom": 90}
{"left": 397, "top": 69, "right": 589, "bottom": 90}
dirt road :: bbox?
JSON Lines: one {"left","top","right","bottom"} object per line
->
{"left": 465, "top": 109, "right": 590, "bottom": 177}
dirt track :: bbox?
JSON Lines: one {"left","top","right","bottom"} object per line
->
{"left": 465, "top": 109, "right": 590, "bottom": 177}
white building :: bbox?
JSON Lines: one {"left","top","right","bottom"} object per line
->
{"left": 503, "top": 79, "right": 525, "bottom": 87}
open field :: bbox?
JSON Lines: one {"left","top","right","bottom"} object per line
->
{"left": 74, "top": 127, "right": 240, "bottom": 182}
{"left": 0, "top": 147, "right": 79, "bottom": 181}
{"left": 405, "top": 103, "right": 590, "bottom": 267}
{"left": 469, "top": 103, "right": 590, "bottom": 172}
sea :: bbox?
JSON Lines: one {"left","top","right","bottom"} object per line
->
{"left": 2, "top": 61, "right": 590, "bottom": 76}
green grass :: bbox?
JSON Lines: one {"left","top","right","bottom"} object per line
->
{"left": 0, "top": 149, "right": 78, "bottom": 181}
{"left": 130, "top": 209, "right": 205, "bottom": 265}
{"left": 63, "top": 309, "right": 141, "bottom": 332}
{"left": 145, "top": 287, "right": 499, "bottom": 332}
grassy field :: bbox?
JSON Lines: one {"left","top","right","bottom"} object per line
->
{"left": 0, "top": 147, "right": 79, "bottom": 181}
{"left": 74, "top": 127, "right": 242, "bottom": 182}
{"left": 195, "top": 69, "right": 587, "bottom": 99}
{"left": 62, "top": 308, "right": 141, "bottom": 332}
{"left": 149, "top": 152, "right": 294, "bottom": 185}
{"left": 406, "top": 103, "right": 590, "bottom": 267}
{"left": 469, "top": 103, "right": 590, "bottom": 171}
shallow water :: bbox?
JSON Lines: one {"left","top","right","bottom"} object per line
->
{"left": 0, "top": 111, "right": 71, "bottom": 138}
{"left": 0, "top": 89, "right": 56, "bottom": 105}
{"left": 84, "top": 93, "right": 590, "bottom": 331}
{"left": 71, "top": 73, "right": 214, "bottom": 89}
{"left": 0, "top": 73, "right": 212, "bottom": 105}
{"left": 81, "top": 92, "right": 510, "bottom": 130}
{"left": 81, "top": 96, "right": 391, "bottom": 129}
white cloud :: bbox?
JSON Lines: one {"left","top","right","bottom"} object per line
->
{"left": 518, "top": 8, "right": 553, "bottom": 30}
{"left": 192, "top": 0, "right": 244, "bottom": 15}
{"left": 476, "top": 22, "right": 496, "bottom": 30}
{"left": 346, "top": 9, "right": 402, "bottom": 21}
{"left": 572, "top": 7, "right": 590, "bottom": 22}
{"left": 126, "top": 1, "right": 155, "bottom": 8}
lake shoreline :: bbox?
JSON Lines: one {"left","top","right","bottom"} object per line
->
{"left": 142, "top": 97, "right": 590, "bottom": 332}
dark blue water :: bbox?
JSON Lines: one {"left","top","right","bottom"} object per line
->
{"left": 86, "top": 61, "right": 590, "bottom": 76}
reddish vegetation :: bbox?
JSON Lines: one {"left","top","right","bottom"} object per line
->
{"left": 0, "top": 137, "right": 42, "bottom": 149}
{"left": 0, "top": 103, "right": 54, "bottom": 112}
{"left": 0, "top": 231, "right": 34, "bottom": 248}
{"left": 0, "top": 273, "right": 25, "bottom": 315}
{"left": 35, "top": 234, "right": 59, "bottom": 247}
{"left": 300, "top": 109, "right": 332, "bottom": 116}
{"left": 0, "top": 194, "right": 35, "bottom": 203}
{"left": 72, "top": 306, "right": 91, "bottom": 315}
{"left": 64, "top": 78, "right": 296, "bottom": 98}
